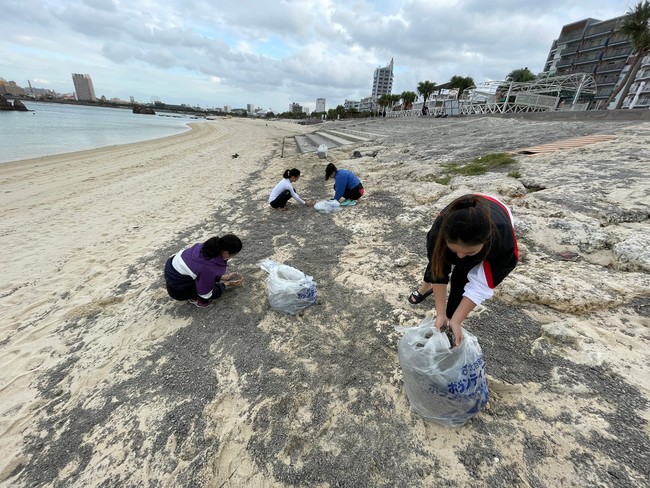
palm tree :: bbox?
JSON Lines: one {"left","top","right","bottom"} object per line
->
{"left": 377, "top": 94, "right": 391, "bottom": 114}
{"left": 417, "top": 80, "right": 437, "bottom": 114}
{"left": 448, "top": 75, "right": 475, "bottom": 98}
{"left": 506, "top": 67, "right": 536, "bottom": 82}
{"left": 608, "top": 1, "right": 650, "bottom": 109}
{"left": 400, "top": 91, "right": 417, "bottom": 110}
{"left": 389, "top": 93, "right": 401, "bottom": 111}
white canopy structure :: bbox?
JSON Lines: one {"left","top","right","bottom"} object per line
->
{"left": 460, "top": 73, "right": 597, "bottom": 115}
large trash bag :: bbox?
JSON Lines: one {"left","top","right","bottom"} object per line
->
{"left": 313, "top": 199, "right": 341, "bottom": 213}
{"left": 317, "top": 144, "right": 328, "bottom": 159}
{"left": 258, "top": 259, "right": 317, "bottom": 315}
{"left": 398, "top": 317, "right": 489, "bottom": 427}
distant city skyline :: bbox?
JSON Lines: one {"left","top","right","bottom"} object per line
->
{"left": 0, "top": 1, "right": 630, "bottom": 112}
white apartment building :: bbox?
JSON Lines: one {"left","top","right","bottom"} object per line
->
{"left": 372, "top": 59, "right": 394, "bottom": 98}
{"left": 315, "top": 97, "right": 326, "bottom": 112}
{"left": 72, "top": 73, "right": 97, "bottom": 102}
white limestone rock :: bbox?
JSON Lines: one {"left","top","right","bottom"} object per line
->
{"left": 613, "top": 232, "right": 650, "bottom": 272}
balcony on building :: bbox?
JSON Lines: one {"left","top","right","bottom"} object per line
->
{"left": 600, "top": 53, "right": 631, "bottom": 63}
{"left": 596, "top": 61, "right": 628, "bottom": 73}
{"left": 578, "top": 42, "right": 607, "bottom": 53}
{"left": 556, "top": 59, "right": 573, "bottom": 69}
{"left": 574, "top": 54, "right": 601, "bottom": 66}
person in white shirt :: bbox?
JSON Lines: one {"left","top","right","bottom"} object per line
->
{"left": 268, "top": 168, "right": 313, "bottom": 210}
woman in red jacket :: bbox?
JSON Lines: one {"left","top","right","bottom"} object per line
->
{"left": 407, "top": 194, "right": 518, "bottom": 345}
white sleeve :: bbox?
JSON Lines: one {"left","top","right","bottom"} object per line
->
{"left": 288, "top": 186, "right": 305, "bottom": 205}
{"left": 463, "top": 262, "right": 494, "bottom": 306}
{"left": 269, "top": 179, "right": 305, "bottom": 205}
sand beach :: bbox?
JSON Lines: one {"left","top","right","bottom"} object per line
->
{"left": 0, "top": 113, "right": 649, "bottom": 487}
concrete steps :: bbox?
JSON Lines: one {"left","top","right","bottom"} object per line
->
{"left": 293, "top": 126, "right": 375, "bottom": 154}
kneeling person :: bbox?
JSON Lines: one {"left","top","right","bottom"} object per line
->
{"left": 269, "top": 168, "right": 313, "bottom": 210}
{"left": 165, "top": 234, "right": 243, "bottom": 308}
{"left": 325, "top": 163, "right": 364, "bottom": 206}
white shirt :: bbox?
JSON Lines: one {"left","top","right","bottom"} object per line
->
{"left": 268, "top": 178, "right": 305, "bottom": 205}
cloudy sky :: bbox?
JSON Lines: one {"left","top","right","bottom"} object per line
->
{"left": 0, "top": 0, "right": 632, "bottom": 112}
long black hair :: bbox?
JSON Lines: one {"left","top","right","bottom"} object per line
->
{"left": 283, "top": 168, "right": 301, "bottom": 179}
{"left": 325, "top": 163, "right": 337, "bottom": 180}
{"left": 431, "top": 195, "right": 494, "bottom": 278}
{"left": 201, "top": 234, "right": 242, "bottom": 259}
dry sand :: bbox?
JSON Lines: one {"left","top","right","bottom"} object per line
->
{"left": 0, "top": 113, "right": 649, "bottom": 487}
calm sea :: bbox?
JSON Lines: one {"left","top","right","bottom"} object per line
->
{"left": 0, "top": 101, "right": 202, "bottom": 164}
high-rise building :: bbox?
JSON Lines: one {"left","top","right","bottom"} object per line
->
{"left": 344, "top": 99, "right": 360, "bottom": 110}
{"left": 289, "top": 102, "right": 303, "bottom": 113}
{"left": 315, "top": 98, "right": 326, "bottom": 112}
{"left": 72, "top": 73, "right": 97, "bottom": 102}
{"left": 247, "top": 103, "right": 255, "bottom": 113}
{"left": 543, "top": 17, "right": 632, "bottom": 109}
{"left": 372, "top": 59, "right": 394, "bottom": 98}
{"left": 620, "top": 54, "right": 650, "bottom": 109}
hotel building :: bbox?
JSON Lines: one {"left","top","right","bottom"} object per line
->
{"left": 72, "top": 73, "right": 97, "bottom": 102}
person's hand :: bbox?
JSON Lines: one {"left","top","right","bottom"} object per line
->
{"left": 223, "top": 272, "right": 243, "bottom": 287}
{"left": 433, "top": 315, "right": 448, "bottom": 331}
{"left": 448, "top": 320, "right": 464, "bottom": 347}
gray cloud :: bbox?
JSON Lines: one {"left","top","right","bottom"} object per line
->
{"left": 0, "top": 0, "right": 628, "bottom": 110}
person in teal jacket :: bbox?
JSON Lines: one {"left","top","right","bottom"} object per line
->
{"left": 325, "top": 163, "right": 364, "bottom": 206}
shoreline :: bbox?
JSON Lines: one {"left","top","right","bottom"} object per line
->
{"left": 0, "top": 121, "right": 197, "bottom": 168}
{"left": 0, "top": 100, "right": 203, "bottom": 165}
{"left": 1, "top": 115, "right": 649, "bottom": 487}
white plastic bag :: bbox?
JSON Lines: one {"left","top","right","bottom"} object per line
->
{"left": 258, "top": 259, "right": 317, "bottom": 314}
{"left": 317, "top": 144, "right": 328, "bottom": 159}
{"left": 397, "top": 316, "right": 489, "bottom": 427}
{"left": 313, "top": 199, "right": 341, "bottom": 213}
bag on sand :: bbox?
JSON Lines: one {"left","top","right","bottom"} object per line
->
{"left": 398, "top": 317, "right": 489, "bottom": 427}
{"left": 316, "top": 144, "right": 328, "bottom": 159}
{"left": 258, "top": 259, "right": 317, "bottom": 315}
{"left": 314, "top": 199, "right": 341, "bottom": 213}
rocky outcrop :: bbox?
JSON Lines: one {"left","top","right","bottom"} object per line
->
{"left": 13, "top": 99, "right": 28, "bottom": 111}
{"left": 0, "top": 95, "right": 30, "bottom": 111}
{"left": 133, "top": 105, "right": 155, "bottom": 115}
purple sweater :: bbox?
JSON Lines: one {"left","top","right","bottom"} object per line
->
{"left": 172, "top": 243, "right": 227, "bottom": 299}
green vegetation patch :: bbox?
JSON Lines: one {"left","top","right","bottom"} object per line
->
{"left": 419, "top": 153, "right": 517, "bottom": 187}
{"left": 446, "top": 153, "right": 516, "bottom": 176}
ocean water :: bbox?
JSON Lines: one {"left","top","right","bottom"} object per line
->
{"left": 0, "top": 101, "right": 202, "bottom": 164}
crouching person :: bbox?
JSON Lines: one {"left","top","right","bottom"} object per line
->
{"left": 165, "top": 234, "right": 243, "bottom": 308}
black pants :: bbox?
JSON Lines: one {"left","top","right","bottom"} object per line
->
{"left": 343, "top": 183, "right": 364, "bottom": 200}
{"left": 270, "top": 190, "right": 292, "bottom": 208}
{"left": 165, "top": 257, "right": 197, "bottom": 300}
{"left": 165, "top": 257, "right": 226, "bottom": 302}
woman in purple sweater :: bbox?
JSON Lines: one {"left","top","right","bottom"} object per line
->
{"left": 164, "top": 234, "right": 243, "bottom": 308}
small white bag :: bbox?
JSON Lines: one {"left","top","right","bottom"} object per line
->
{"left": 258, "top": 259, "right": 317, "bottom": 315}
{"left": 313, "top": 199, "right": 341, "bottom": 213}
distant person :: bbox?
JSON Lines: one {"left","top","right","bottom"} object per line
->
{"left": 325, "top": 163, "right": 364, "bottom": 206}
{"left": 407, "top": 194, "right": 518, "bottom": 346}
{"left": 269, "top": 168, "right": 313, "bottom": 211}
{"left": 165, "top": 234, "right": 243, "bottom": 308}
